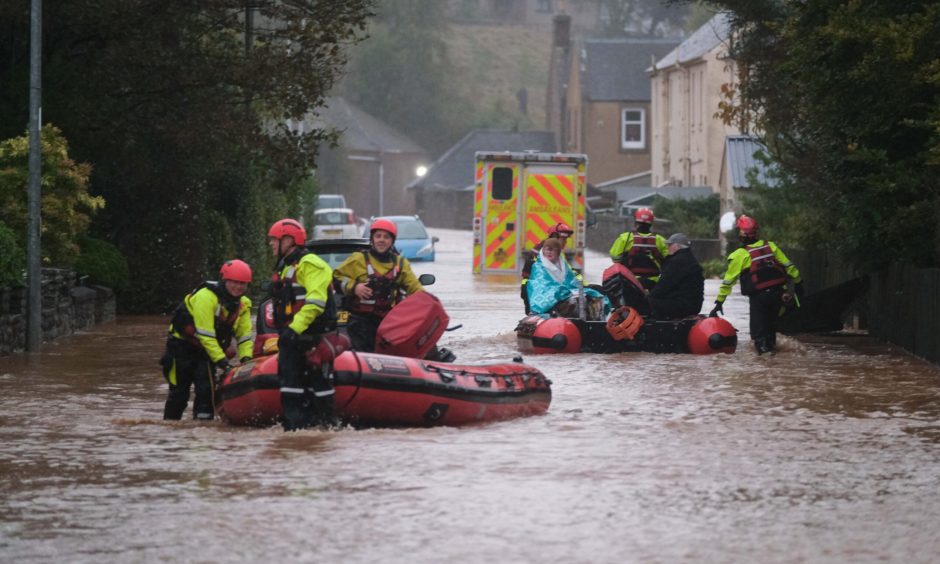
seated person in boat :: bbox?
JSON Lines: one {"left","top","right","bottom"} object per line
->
{"left": 333, "top": 218, "right": 455, "bottom": 362}
{"left": 520, "top": 222, "right": 579, "bottom": 313}
{"left": 648, "top": 233, "right": 704, "bottom": 319}
{"left": 526, "top": 237, "right": 610, "bottom": 320}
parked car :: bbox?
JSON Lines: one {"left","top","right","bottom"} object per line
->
{"left": 363, "top": 215, "right": 438, "bottom": 262}
{"left": 314, "top": 193, "right": 347, "bottom": 211}
{"left": 312, "top": 208, "right": 361, "bottom": 240}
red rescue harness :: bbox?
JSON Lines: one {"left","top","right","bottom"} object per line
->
{"left": 625, "top": 233, "right": 664, "bottom": 276}
{"left": 745, "top": 243, "right": 787, "bottom": 291}
{"left": 349, "top": 251, "right": 403, "bottom": 317}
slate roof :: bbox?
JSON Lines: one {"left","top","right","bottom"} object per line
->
{"left": 407, "top": 130, "right": 556, "bottom": 192}
{"left": 651, "top": 12, "right": 732, "bottom": 70}
{"left": 613, "top": 185, "right": 714, "bottom": 205}
{"left": 582, "top": 38, "right": 680, "bottom": 102}
{"left": 306, "top": 97, "right": 426, "bottom": 154}
{"left": 725, "top": 134, "right": 779, "bottom": 189}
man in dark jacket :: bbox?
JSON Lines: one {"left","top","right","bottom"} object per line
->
{"left": 648, "top": 233, "right": 704, "bottom": 319}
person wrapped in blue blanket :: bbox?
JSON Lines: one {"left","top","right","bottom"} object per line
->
{"left": 526, "top": 238, "right": 610, "bottom": 320}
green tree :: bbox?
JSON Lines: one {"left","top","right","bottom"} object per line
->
{"left": 600, "top": 0, "right": 692, "bottom": 36}
{"left": 707, "top": 0, "right": 940, "bottom": 268}
{"left": 0, "top": 125, "right": 103, "bottom": 266}
{"left": 0, "top": 1, "right": 374, "bottom": 312}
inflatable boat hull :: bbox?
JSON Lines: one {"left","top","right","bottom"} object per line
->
{"left": 516, "top": 314, "right": 737, "bottom": 355}
{"left": 217, "top": 351, "right": 552, "bottom": 427}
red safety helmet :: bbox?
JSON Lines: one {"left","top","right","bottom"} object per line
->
{"left": 634, "top": 207, "right": 655, "bottom": 224}
{"left": 267, "top": 218, "right": 306, "bottom": 245}
{"left": 370, "top": 218, "right": 398, "bottom": 239}
{"left": 736, "top": 215, "right": 759, "bottom": 237}
{"left": 219, "top": 259, "right": 252, "bottom": 283}
{"left": 548, "top": 222, "right": 574, "bottom": 237}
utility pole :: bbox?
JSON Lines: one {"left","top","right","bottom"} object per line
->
{"left": 26, "top": 0, "right": 43, "bottom": 352}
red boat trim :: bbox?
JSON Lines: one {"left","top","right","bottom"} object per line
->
{"left": 218, "top": 374, "right": 280, "bottom": 402}
{"left": 333, "top": 370, "right": 551, "bottom": 405}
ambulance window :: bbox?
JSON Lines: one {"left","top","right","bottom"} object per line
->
{"left": 492, "top": 167, "right": 513, "bottom": 200}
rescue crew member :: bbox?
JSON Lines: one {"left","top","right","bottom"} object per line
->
{"left": 609, "top": 208, "right": 669, "bottom": 290}
{"left": 648, "top": 233, "right": 704, "bottom": 319}
{"left": 333, "top": 218, "right": 426, "bottom": 352}
{"left": 709, "top": 215, "right": 803, "bottom": 355}
{"left": 268, "top": 218, "right": 338, "bottom": 431}
{"left": 521, "top": 222, "right": 580, "bottom": 313}
{"left": 161, "top": 260, "right": 253, "bottom": 420}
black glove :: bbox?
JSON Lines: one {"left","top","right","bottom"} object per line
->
{"left": 794, "top": 282, "right": 805, "bottom": 298}
{"left": 215, "top": 358, "right": 232, "bottom": 374}
{"left": 279, "top": 328, "right": 299, "bottom": 350}
{"left": 709, "top": 301, "right": 723, "bottom": 317}
{"left": 239, "top": 356, "right": 252, "bottom": 364}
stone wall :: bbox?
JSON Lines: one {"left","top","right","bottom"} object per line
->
{"left": 0, "top": 268, "right": 116, "bottom": 355}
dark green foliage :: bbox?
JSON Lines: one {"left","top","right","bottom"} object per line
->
{"left": 0, "top": 220, "right": 25, "bottom": 288}
{"left": 0, "top": 1, "right": 373, "bottom": 312}
{"left": 652, "top": 195, "right": 720, "bottom": 239}
{"left": 709, "top": 0, "right": 940, "bottom": 268}
{"left": 75, "top": 237, "right": 129, "bottom": 293}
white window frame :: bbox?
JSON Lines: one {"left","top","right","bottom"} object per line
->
{"left": 621, "top": 108, "right": 645, "bottom": 150}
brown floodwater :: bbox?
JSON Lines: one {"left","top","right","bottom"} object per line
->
{"left": 2, "top": 229, "right": 939, "bottom": 563}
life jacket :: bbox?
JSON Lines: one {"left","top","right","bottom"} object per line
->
{"left": 349, "top": 250, "right": 403, "bottom": 317}
{"left": 271, "top": 250, "right": 337, "bottom": 333}
{"left": 740, "top": 242, "right": 787, "bottom": 294}
{"left": 169, "top": 282, "right": 241, "bottom": 349}
{"left": 624, "top": 233, "right": 664, "bottom": 276}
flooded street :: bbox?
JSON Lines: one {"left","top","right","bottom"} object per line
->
{"left": 2, "top": 228, "right": 940, "bottom": 563}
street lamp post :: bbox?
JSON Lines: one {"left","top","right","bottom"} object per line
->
{"left": 26, "top": 0, "right": 43, "bottom": 352}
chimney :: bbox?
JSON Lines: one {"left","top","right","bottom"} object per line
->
{"left": 553, "top": 13, "right": 571, "bottom": 48}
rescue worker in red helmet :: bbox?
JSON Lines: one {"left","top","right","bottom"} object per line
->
{"left": 609, "top": 207, "right": 669, "bottom": 290}
{"left": 520, "top": 222, "right": 580, "bottom": 313}
{"left": 333, "top": 218, "right": 431, "bottom": 353}
{"left": 160, "top": 259, "right": 253, "bottom": 420}
{"left": 267, "top": 218, "right": 338, "bottom": 431}
{"left": 709, "top": 215, "right": 803, "bottom": 354}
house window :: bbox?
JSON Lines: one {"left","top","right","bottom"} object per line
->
{"left": 621, "top": 108, "right": 645, "bottom": 150}
{"left": 537, "top": 0, "right": 553, "bottom": 12}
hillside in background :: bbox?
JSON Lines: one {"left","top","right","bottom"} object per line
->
{"left": 445, "top": 24, "right": 552, "bottom": 134}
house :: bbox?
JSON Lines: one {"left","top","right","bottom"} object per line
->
{"left": 549, "top": 25, "right": 679, "bottom": 185}
{"left": 650, "top": 13, "right": 781, "bottom": 218}
{"left": 648, "top": 13, "right": 738, "bottom": 199}
{"left": 302, "top": 97, "right": 429, "bottom": 220}
{"left": 406, "top": 129, "right": 556, "bottom": 229}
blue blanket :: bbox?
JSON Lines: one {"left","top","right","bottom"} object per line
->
{"left": 527, "top": 258, "right": 610, "bottom": 316}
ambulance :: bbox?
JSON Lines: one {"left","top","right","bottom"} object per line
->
{"left": 472, "top": 150, "right": 588, "bottom": 275}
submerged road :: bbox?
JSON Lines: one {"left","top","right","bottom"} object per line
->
{"left": 1, "top": 228, "right": 939, "bottom": 563}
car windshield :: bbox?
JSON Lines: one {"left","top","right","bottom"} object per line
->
{"left": 394, "top": 220, "right": 428, "bottom": 239}
{"left": 315, "top": 211, "right": 350, "bottom": 226}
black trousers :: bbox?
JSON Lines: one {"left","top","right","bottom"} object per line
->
{"left": 346, "top": 312, "right": 382, "bottom": 352}
{"left": 749, "top": 287, "right": 785, "bottom": 353}
{"left": 278, "top": 333, "right": 335, "bottom": 431}
{"left": 161, "top": 339, "right": 214, "bottom": 420}
{"left": 649, "top": 297, "right": 699, "bottom": 320}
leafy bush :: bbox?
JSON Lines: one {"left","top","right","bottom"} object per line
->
{"left": 75, "top": 237, "right": 129, "bottom": 293}
{"left": 652, "top": 195, "right": 719, "bottom": 238}
{"left": 0, "top": 125, "right": 103, "bottom": 266}
{"left": 700, "top": 258, "right": 727, "bottom": 279}
{"left": 0, "top": 220, "right": 25, "bottom": 288}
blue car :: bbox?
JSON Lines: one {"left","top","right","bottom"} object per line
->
{"left": 364, "top": 215, "right": 438, "bottom": 262}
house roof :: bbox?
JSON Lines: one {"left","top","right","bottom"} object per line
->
{"left": 613, "top": 185, "right": 714, "bottom": 204}
{"left": 407, "top": 130, "right": 556, "bottom": 192}
{"left": 595, "top": 170, "right": 653, "bottom": 190}
{"left": 725, "top": 135, "right": 779, "bottom": 189}
{"left": 306, "top": 97, "right": 426, "bottom": 154}
{"left": 651, "top": 12, "right": 732, "bottom": 70}
{"left": 582, "top": 38, "right": 680, "bottom": 101}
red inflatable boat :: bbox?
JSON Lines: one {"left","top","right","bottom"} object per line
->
{"left": 218, "top": 290, "right": 552, "bottom": 427}
{"left": 515, "top": 263, "right": 738, "bottom": 355}
{"left": 217, "top": 351, "right": 551, "bottom": 427}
